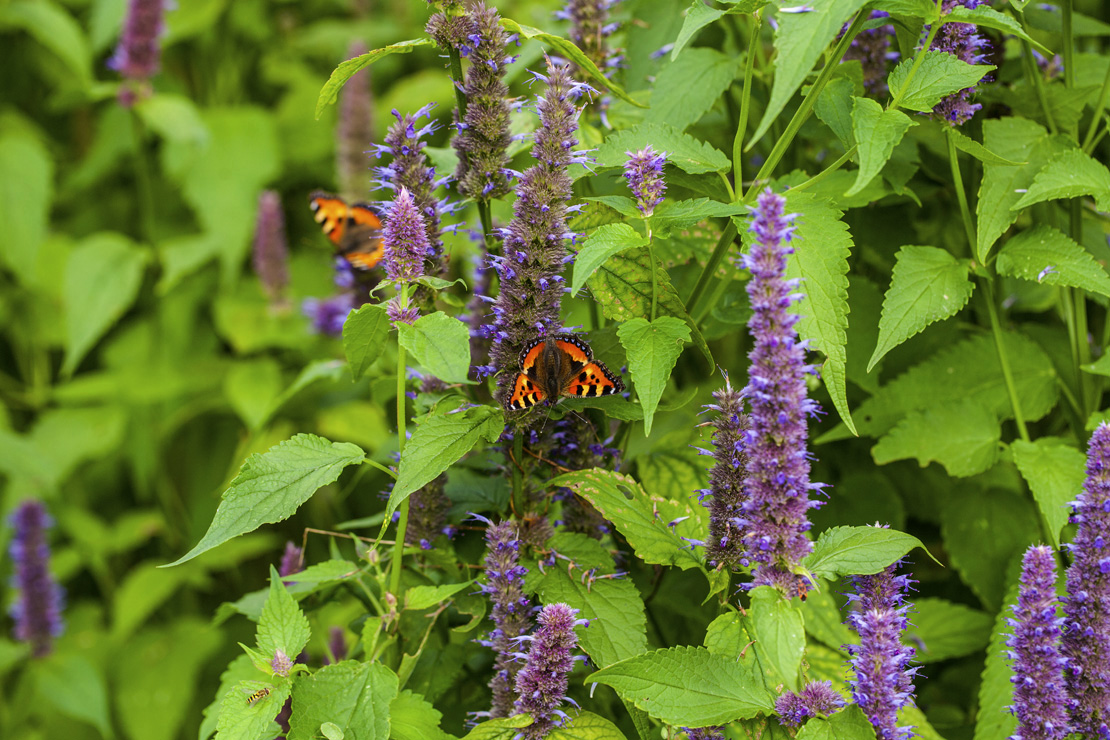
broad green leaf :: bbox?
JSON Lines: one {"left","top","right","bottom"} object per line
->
{"left": 166, "top": 434, "right": 365, "bottom": 566}
{"left": 947, "top": 127, "right": 1024, "bottom": 167}
{"left": 748, "top": 587, "right": 805, "bottom": 692}
{"left": 973, "top": 571, "right": 1021, "bottom": 740}
{"left": 62, "top": 233, "right": 149, "bottom": 376}
{"left": 996, "top": 225, "right": 1110, "bottom": 299}
{"left": 651, "top": 198, "right": 747, "bottom": 237}
{"left": 671, "top": 1, "right": 727, "bottom": 60}
{"left": 868, "top": 246, "right": 973, "bottom": 372}
{"left": 946, "top": 4, "right": 1051, "bottom": 53}
{"left": 225, "top": 358, "right": 283, "bottom": 431}
{"left": 905, "top": 598, "right": 992, "bottom": 663}
{"left": 390, "top": 690, "right": 448, "bottom": 740}
{"left": 258, "top": 566, "right": 311, "bottom": 663}
{"left": 389, "top": 406, "right": 502, "bottom": 518}
{"left": 1012, "top": 148, "right": 1110, "bottom": 212}
{"left": 136, "top": 94, "right": 210, "bottom": 146}
{"left": 1011, "top": 438, "right": 1084, "bottom": 547}
{"left": 583, "top": 195, "right": 642, "bottom": 219}
{"left": 800, "top": 582, "right": 854, "bottom": 652}
{"left": 550, "top": 469, "right": 701, "bottom": 570}
{"left": 648, "top": 48, "right": 739, "bottom": 132}
{"left": 595, "top": 123, "right": 730, "bottom": 175}
{"left": 847, "top": 97, "right": 914, "bottom": 196}
{"left": 587, "top": 646, "right": 774, "bottom": 725}
{"left": 288, "top": 662, "right": 399, "bottom": 740}
{"left": 36, "top": 654, "right": 113, "bottom": 738}
{"left": 872, "top": 399, "right": 1000, "bottom": 477}
{"left": 617, "top": 317, "right": 690, "bottom": 437}
{"left": 216, "top": 680, "right": 290, "bottom": 740}
{"left": 889, "top": 51, "right": 994, "bottom": 112}
{"left": 550, "top": 712, "right": 627, "bottom": 740}
{"left": 572, "top": 224, "right": 649, "bottom": 296}
{"left": 405, "top": 581, "right": 474, "bottom": 611}
{"left": 704, "top": 611, "right": 753, "bottom": 657}
{"left": 200, "top": 655, "right": 265, "bottom": 740}
{"left": 0, "top": 131, "right": 52, "bottom": 282}
{"left": 805, "top": 526, "right": 925, "bottom": 580}
{"left": 288, "top": 559, "right": 361, "bottom": 585}
{"left": 815, "top": 75, "right": 858, "bottom": 150}
{"left": 750, "top": 0, "right": 869, "bottom": 145}
{"left": 343, "top": 304, "right": 391, "bottom": 380}
{"left": 397, "top": 312, "right": 473, "bottom": 385}
{"left": 0, "top": 0, "right": 92, "bottom": 85}
{"left": 875, "top": 0, "right": 938, "bottom": 18}
{"left": 796, "top": 706, "right": 875, "bottom": 740}
{"left": 315, "top": 39, "right": 436, "bottom": 118}
{"left": 460, "top": 716, "right": 532, "bottom": 740}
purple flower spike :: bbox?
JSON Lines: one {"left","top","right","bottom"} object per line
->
{"left": 252, "top": 190, "right": 290, "bottom": 306}
{"left": 558, "top": 0, "right": 622, "bottom": 74}
{"left": 303, "top": 293, "right": 355, "bottom": 337}
{"left": 740, "top": 188, "right": 821, "bottom": 595}
{"left": 513, "top": 603, "right": 586, "bottom": 739}
{"left": 845, "top": 559, "right": 917, "bottom": 740}
{"left": 929, "top": 0, "right": 991, "bottom": 126}
{"left": 1008, "top": 545, "right": 1070, "bottom": 740}
{"left": 482, "top": 520, "right": 534, "bottom": 717}
{"left": 1063, "top": 423, "right": 1110, "bottom": 738}
{"left": 327, "top": 626, "right": 348, "bottom": 664}
{"left": 109, "top": 0, "right": 166, "bottom": 88}
{"left": 842, "top": 10, "right": 897, "bottom": 96}
{"left": 775, "top": 680, "right": 845, "bottom": 726}
{"left": 383, "top": 187, "right": 431, "bottom": 285}
{"left": 703, "top": 374, "right": 750, "bottom": 569}
{"left": 683, "top": 728, "right": 724, "bottom": 740}
{"left": 279, "top": 541, "right": 303, "bottom": 580}
{"left": 336, "top": 41, "right": 375, "bottom": 201}
{"left": 271, "top": 649, "right": 293, "bottom": 677}
{"left": 623, "top": 146, "right": 667, "bottom": 217}
{"left": 9, "top": 500, "right": 65, "bottom": 657}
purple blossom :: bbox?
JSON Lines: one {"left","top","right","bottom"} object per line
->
{"left": 845, "top": 559, "right": 917, "bottom": 740}
{"left": 682, "top": 728, "right": 724, "bottom": 740}
{"left": 775, "top": 681, "right": 845, "bottom": 726}
{"left": 739, "top": 188, "right": 821, "bottom": 595}
{"left": 8, "top": 500, "right": 65, "bottom": 657}
{"left": 1063, "top": 423, "right": 1110, "bottom": 738}
{"left": 302, "top": 293, "right": 355, "bottom": 336}
{"left": 252, "top": 190, "right": 290, "bottom": 306}
{"left": 624, "top": 146, "right": 667, "bottom": 217}
{"left": 383, "top": 187, "right": 431, "bottom": 285}
{"left": 387, "top": 298, "right": 421, "bottom": 326}
{"left": 928, "top": 0, "right": 991, "bottom": 126}
{"left": 480, "top": 519, "right": 534, "bottom": 717}
{"left": 842, "top": 10, "right": 897, "bottom": 97}
{"left": 1008, "top": 545, "right": 1070, "bottom": 740}
{"left": 278, "top": 541, "right": 303, "bottom": 579}
{"left": 513, "top": 602, "right": 587, "bottom": 739}
{"left": 271, "top": 649, "right": 293, "bottom": 677}
{"left": 109, "top": 0, "right": 166, "bottom": 96}
{"left": 336, "top": 41, "right": 375, "bottom": 201}
{"left": 556, "top": 0, "right": 623, "bottom": 74}
{"left": 701, "top": 374, "right": 749, "bottom": 569}
{"left": 326, "top": 626, "right": 348, "bottom": 664}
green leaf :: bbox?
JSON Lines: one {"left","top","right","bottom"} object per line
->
{"left": 390, "top": 690, "right": 448, "bottom": 740}
{"left": 36, "top": 654, "right": 113, "bottom": 738}
{"left": 405, "top": 581, "right": 474, "bottom": 611}
{"left": 217, "top": 680, "right": 290, "bottom": 740}
{"left": 0, "top": 0, "right": 91, "bottom": 85}
{"left": 651, "top": 198, "right": 748, "bottom": 237}
{"left": 136, "top": 94, "right": 210, "bottom": 146}
{"left": 165, "top": 434, "right": 365, "bottom": 566}
{"left": 872, "top": 399, "right": 1000, "bottom": 477}
{"left": 750, "top": 0, "right": 869, "bottom": 145}
{"left": 617, "top": 317, "right": 690, "bottom": 437}
{"left": 1012, "top": 148, "right": 1110, "bottom": 212}
{"left": 889, "top": 51, "right": 994, "bottom": 112}
{"left": 258, "top": 565, "right": 311, "bottom": 663}
{"left": 595, "top": 123, "right": 730, "bottom": 175}
{"left": 648, "top": 48, "right": 739, "bottom": 132}
{"left": 343, "top": 304, "right": 391, "bottom": 381}
{"left": 946, "top": 4, "right": 1051, "bottom": 53}
{"left": 315, "top": 39, "right": 436, "bottom": 118}
{"left": 671, "top": 1, "right": 728, "bottom": 60}
{"left": 572, "top": 224, "right": 649, "bottom": 297}
{"left": 805, "top": 526, "right": 925, "bottom": 580}
{"left": 796, "top": 706, "right": 876, "bottom": 740}
{"left": 287, "top": 662, "right": 398, "bottom": 740}
{"left": 550, "top": 469, "right": 701, "bottom": 570}
{"left": 996, "top": 224, "right": 1110, "bottom": 298}
{"left": 396, "top": 312, "right": 473, "bottom": 385}
{"left": 973, "top": 570, "right": 1021, "bottom": 740}
{"left": 461, "top": 716, "right": 533, "bottom": 740}
{"left": 799, "top": 581, "right": 854, "bottom": 652}
{"left": 0, "top": 131, "right": 52, "bottom": 283}
{"left": 905, "top": 598, "right": 992, "bottom": 663}
{"left": 868, "top": 246, "right": 974, "bottom": 372}
{"left": 748, "top": 587, "right": 805, "bottom": 692}
{"left": 587, "top": 646, "right": 774, "bottom": 725}
{"left": 847, "top": 97, "right": 915, "bottom": 196}
{"left": 550, "top": 712, "right": 628, "bottom": 740}
{"left": 1011, "top": 438, "right": 1084, "bottom": 548}
{"left": 62, "top": 233, "right": 149, "bottom": 376}
{"left": 947, "top": 127, "right": 1024, "bottom": 167}
{"left": 815, "top": 75, "right": 858, "bottom": 150}
{"left": 389, "top": 406, "right": 502, "bottom": 519}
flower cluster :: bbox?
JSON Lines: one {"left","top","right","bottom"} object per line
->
{"left": 336, "top": 41, "right": 375, "bottom": 201}
{"left": 775, "top": 681, "right": 845, "bottom": 726}
{"left": 302, "top": 260, "right": 358, "bottom": 337}
{"left": 479, "top": 518, "right": 534, "bottom": 718}
{"left": 382, "top": 187, "right": 431, "bottom": 325}
{"left": 700, "top": 375, "right": 749, "bottom": 570}
{"left": 1063, "top": 423, "right": 1110, "bottom": 738}
{"left": 929, "top": 0, "right": 991, "bottom": 126}
{"left": 252, "top": 190, "right": 290, "bottom": 309}
{"left": 845, "top": 560, "right": 917, "bottom": 740}
{"left": 109, "top": 0, "right": 166, "bottom": 104}
{"left": 682, "top": 728, "right": 723, "bottom": 740}
{"left": 624, "top": 146, "right": 667, "bottom": 217}
{"left": 1008, "top": 545, "right": 1070, "bottom": 740}
{"left": 513, "top": 602, "right": 587, "bottom": 739}
{"left": 279, "top": 541, "right": 304, "bottom": 580}
{"left": 842, "top": 10, "right": 897, "bottom": 97}
{"left": 556, "top": 0, "right": 622, "bottom": 75}
{"left": 8, "top": 500, "right": 65, "bottom": 657}
{"left": 739, "top": 188, "right": 822, "bottom": 595}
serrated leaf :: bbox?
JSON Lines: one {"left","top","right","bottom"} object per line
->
{"left": 550, "top": 712, "right": 627, "bottom": 740}
{"left": 1011, "top": 148, "right": 1110, "bottom": 212}
{"left": 587, "top": 646, "right": 774, "bottom": 725}
{"left": 815, "top": 75, "right": 858, "bottom": 149}
{"left": 805, "top": 526, "right": 925, "bottom": 580}
{"left": 946, "top": 4, "right": 1050, "bottom": 53}
{"left": 389, "top": 406, "right": 502, "bottom": 519}
{"left": 905, "top": 598, "right": 992, "bottom": 663}
{"left": 617, "top": 317, "right": 690, "bottom": 437}
{"left": 973, "top": 571, "right": 1021, "bottom": 740}
{"left": 405, "top": 581, "right": 474, "bottom": 611}
{"left": 550, "top": 469, "right": 701, "bottom": 570}
{"left": 166, "top": 434, "right": 365, "bottom": 566}
{"left": 258, "top": 565, "right": 311, "bottom": 663}
{"left": 847, "top": 97, "right": 914, "bottom": 196}
{"left": 1011, "top": 438, "right": 1084, "bottom": 548}
{"left": 595, "top": 123, "right": 730, "bottom": 175}
{"left": 390, "top": 690, "right": 447, "bottom": 740}
{"left": 216, "top": 680, "right": 290, "bottom": 740}
{"left": 996, "top": 224, "right": 1110, "bottom": 298}
{"left": 648, "top": 48, "right": 739, "bottom": 131}
{"left": 869, "top": 246, "right": 974, "bottom": 372}
{"left": 315, "top": 39, "right": 435, "bottom": 118}
{"left": 396, "top": 312, "right": 473, "bottom": 384}
{"left": 651, "top": 198, "right": 747, "bottom": 237}
{"left": 748, "top": 587, "right": 805, "bottom": 692}
{"left": 572, "top": 224, "right": 649, "bottom": 297}
{"left": 671, "top": 1, "right": 727, "bottom": 60}
{"left": 287, "top": 662, "right": 399, "bottom": 740}
{"left": 889, "top": 51, "right": 994, "bottom": 112}
{"left": 872, "top": 399, "right": 1000, "bottom": 477}
{"left": 460, "top": 716, "right": 532, "bottom": 740}
{"left": 947, "top": 127, "right": 1024, "bottom": 167}
{"left": 343, "top": 304, "right": 391, "bottom": 381}
{"left": 796, "top": 706, "right": 875, "bottom": 740}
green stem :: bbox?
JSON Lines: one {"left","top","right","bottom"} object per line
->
{"left": 1082, "top": 62, "right": 1110, "bottom": 151}
{"left": 363, "top": 458, "right": 398, "bottom": 479}
{"left": 477, "top": 199, "right": 494, "bottom": 251}
{"left": 732, "top": 15, "right": 761, "bottom": 197}
{"left": 983, "top": 280, "right": 1030, "bottom": 443}
{"left": 684, "top": 220, "right": 738, "bottom": 317}
{"left": 1020, "top": 40, "right": 1058, "bottom": 135}
{"left": 945, "top": 129, "right": 976, "bottom": 257}
{"left": 389, "top": 283, "right": 411, "bottom": 597}
{"left": 130, "top": 110, "right": 157, "bottom": 244}
{"left": 790, "top": 145, "right": 857, "bottom": 194}
{"left": 646, "top": 221, "right": 658, "bottom": 321}
{"left": 447, "top": 47, "right": 469, "bottom": 120}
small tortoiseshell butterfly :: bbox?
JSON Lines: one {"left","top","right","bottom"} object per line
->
{"left": 309, "top": 191, "right": 385, "bottom": 271}
{"left": 507, "top": 334, "right": 624, "bottom": 411}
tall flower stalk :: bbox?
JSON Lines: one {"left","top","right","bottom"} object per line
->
{"left": 929, "top": 0, "right": 991, "bottom": 126}
{"left": 513, "top": 603, "right": 586, "bottom": 739}
{"left": 700, "top": 375, "right": 749, "bottom": 570}
{"left": 8, "top": 500, "right": 65, "bottom": 657}
{"left": 252, "top": 190, "right": 290, "bottom": 310}
{"left": 624, "top": 146, "right": 667, "bottom": 217}
{"left": 336, "top": 41, "right": 375, "bottom": 202}
{"left": 109, "top": 0, "right": 166, "bottom": 104}
{"left": 557, "top": 0, "right": 622, "bottom": 75}
{"left": 479, "top": 519, "right": 533, "bottom": 717}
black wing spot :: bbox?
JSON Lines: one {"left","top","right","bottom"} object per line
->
{"left": 578, "top": 371, "right": 588, "bottom": 382}
{"left": 576, "top": 385, "right": 587, "bottom": 396}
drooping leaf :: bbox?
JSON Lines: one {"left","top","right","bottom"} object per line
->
{"left": 805, "top": 526, "right": 925, "bottom": 580}
{"left": 847, "top": 97, "right": 915, "bottom": 195}
{"left": 1011, "top": 438, "right": 1085, "bottom": 547}
{"left": 1011, "top": 148, "right": 1110, "bottom": 212}
{"left": 648, "top": 48, "right": 739, "bottom": 132}
{"left": 889, "top": 51, "right": 994, "bottom": 112}
{"left": 396, "top": 312, "right": 473, "bottom": 385}
{"left": 946, "top": 127, "right": 1024, "bottom": 167}
{"left": 996, "top": 225, "right": 1110, "bottom": 299}
{"left": 595, "top": 123, "right": 730, "bottom": 175}
{"left": 315, "top": 39, "right": 436, "bottom": 118}
{"left": 815, "top": 75, "right": 859, "bottom": 150}
{"left": 572, "top": 223, "right": 649, "bottom": 297}
{"left": 342, "top": 304, "right": 391, "bottom": 381}
{"left": 748, "top": 587, "right": 805, "bottom": 692}
{"left": 287, "top": 662, "right": 399, "bottom": 740}
{"left": 617, "top": 317, "right": 690, "bottom": 437}
{"left": 946, "top": 4, "right": 1050, "bottom": 51}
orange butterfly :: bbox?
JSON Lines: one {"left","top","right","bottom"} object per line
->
{"left": 308, "top": 191, "right": 385, "bottom": 271}
{"left": 507, "top": 334, "right": 624, "bottom": 411}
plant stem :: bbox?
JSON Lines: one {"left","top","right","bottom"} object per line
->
{"left": 389, "top": 283, "right": 411, "bottom": 597}
{"left": 945, "top": 129, "right": 976, "bottom": 257}
{"left": 1020, "top": 40, "right": 1058, "bottom": 135}
{"left": 511, "top": 431, "right": 524, "bottom": 513}
{"left": 130, "top": 110, "right": 157, "bottom": 244}
{"left": 791, "top": 145, "right": 858, "bottom": 193}
{"left": 1082, "top": 63, "right": 1110, "bottom": 151}
{"left": 684, "top": 220, "right": 738, "bottom": 317}
{"left": 448, "top": 47, "right": 469, "bottom": 119}
{"left": 982, "top": 279, "right": 1030, "bottom": 443}
{"left": 732, "top": 15, "right": 761, "bottom": 198}
{"left": 646, "top": 221, "right": 658, "bottom": 321}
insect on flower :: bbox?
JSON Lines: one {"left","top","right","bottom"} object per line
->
{"left": 245, "top": 686, "right": 272, "bottom": 706}
{"left": 506, "top": 334, "right": 623, "bottom": 410}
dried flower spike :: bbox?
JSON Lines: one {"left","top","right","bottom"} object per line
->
{"left": 9, "top": 500, "right": 65, "bottom": 657}
{"left": 252, "top": 190, "right": 290, "bottom": 307}
{"left": 480, "top": 519, "right": 534, "bottom": 717}
{"left": 700, "top": 374, "right": 749, "bottom": 569}
{"left": 513, "top": 602, "right": 587, "bottom": 739}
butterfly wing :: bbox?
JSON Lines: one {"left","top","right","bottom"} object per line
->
{"left": 309, "top": 192, "right": 350, "bottom": 247}
{"left": 310, "top": 194, "right": 385, "bottom": 270}
{"left": 507, "top": 372, "right": 547, "bottom": 410}
{"left": 563, "top": 360, "right": 624, "bottom": 399}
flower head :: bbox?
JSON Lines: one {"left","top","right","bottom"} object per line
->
{"left": 624, "top": 146, "right": 667, "bottom": 216}
{"left": 556, "top": 0, "right": 623, "bottom": 74}
{"left": 303, "top": 293, "right": 355, "bottom": 336}
{"left": 513, "top": 602, "right": 587, "bottom": 739}
{"left": 481, "top": 519, "right": 534, "bottom": 717}
{"left": 682, "top": 728, "right": 723, "bottom": 740}
{"left": 929, "top": 0, "right": 991, "bottom": 126}
{"left": 842, "top": 10, "right": 897, "bottom": 96}
{"left": 252, "top": 190, "right": 290, "bottom": 306}
{"left": 8, "top": 500, "right": 65, "bottom": 657}
{"left": 336, "top": 41, "right": 375, "bottom": 201}
{"left": 109, "top": 0, "right": 166, "bottom": 102}
{"left": 279, "top": 541, "right": 303, "bottom": 580}
{"left": 383, "top": 187, "right": 431, "bottom": 285}
{"left": 701, "top": 374, "right": 749, "bottom": 569}
{"left": 271, "top": 649, "right": 293, "bottom": 677}
{"left": 775, "top": 681, "right": 845, "bottom": 726}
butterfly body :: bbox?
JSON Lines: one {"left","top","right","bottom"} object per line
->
{"left": 309, "top": 191, "right": 385, "bottom": 270}
{"left": 507, "top": 334, "right": 623, "bottom": 411}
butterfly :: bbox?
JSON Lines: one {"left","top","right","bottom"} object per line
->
{"left": 507, "top": 334, "right": 624, "bottom": 411}
{"left": 309, "top": 191, "right": 385, "bottom": 270}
